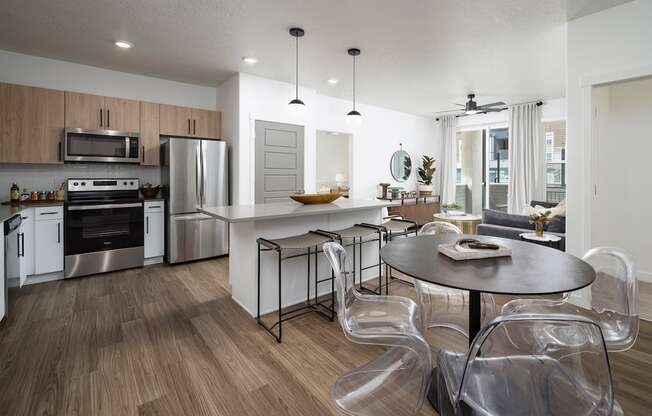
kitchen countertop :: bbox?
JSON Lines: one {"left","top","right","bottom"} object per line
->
{"left": 200, "top": 199, "right": 393, "bottom": 223}
{"left": 0, "top": 201, "right": 64, "bottom": 223}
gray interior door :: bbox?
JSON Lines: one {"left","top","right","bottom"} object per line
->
{"left": 255, "top": 120, "right": 304, "bottom": 203}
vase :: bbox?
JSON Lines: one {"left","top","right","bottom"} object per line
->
{"left": 535, "top": 221, "right": 544, "bottom": 237}
{"left": 418, "top": 184, "right": 433, "bottom": 197}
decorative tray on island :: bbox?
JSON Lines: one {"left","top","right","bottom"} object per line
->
{"left": 438, "top": 239, "right": 512, "bottom": 261}
{"left": 290, "top": 193, "right": 343, "bottom": 204}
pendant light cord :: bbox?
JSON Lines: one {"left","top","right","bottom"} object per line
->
{"left": 352, "top": 55, "right": 356, "bottom": 110}
{"left": 295, "top": 35, "right": 299, "bottom": 99}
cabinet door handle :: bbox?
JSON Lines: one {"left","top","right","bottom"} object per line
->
{"left": 58, "top": 141, "right": 62, "bottom": 161}
{"left": 107, "top": 109, "right": 110, "bottom": 128}
{"left": 100, "top": 109, "right": 103, "bottom": 127}
{"left": 20, "top": 233, "right": 25, "bottom": 257}
{"left": 142, "top": 145, "right": 145, "bottom": 163}
{"left": 146, "top": 215, "right": 149, "bottom": 234}
{"left": 188, "top": 119, "right": 191, "bottom": 135}
{"left": 193, "top": 119, "right": 196, "bottom": 135}
{"left": 149, "top": 205, "right": 161, "bottom": 209}
{"left": 16, "top": 233, "right": 20, "bottom": 258}
{"left": 40, "top": 211, "right": 58, "bottom": 215}
{"left": 57, "top": 222, "right": 61, "bottom": 243}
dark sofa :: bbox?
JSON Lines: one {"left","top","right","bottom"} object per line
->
{"left": 477, "top": 200, "right": 566, "bottom": 250}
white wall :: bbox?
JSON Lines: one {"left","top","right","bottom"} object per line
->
{"left": 566, "top": 0, "right": 652, "bottom": 256}
{"left": 229, "top": 73, "right": 438, "bottom": 205}
{"left": 0, "top": 50, "right": 216, "bottom": 109}
{"left": 215, "top": 74, "right": 239, "bottom": 204}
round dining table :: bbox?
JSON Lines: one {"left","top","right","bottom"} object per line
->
{"left": 380, "top": 234, "right": 596, "bottom": 411}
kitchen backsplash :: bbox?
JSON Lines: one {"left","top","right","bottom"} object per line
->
{"left": 0, "top": 163, "right": 161, "bottom": 201}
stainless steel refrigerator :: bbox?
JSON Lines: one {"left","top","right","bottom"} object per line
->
{"left": 161, "top": 138, "right": 229, "bottom": 263}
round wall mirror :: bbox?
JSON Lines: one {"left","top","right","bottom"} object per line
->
{"left": 390, "top": 147, "right": 412, "bottom": 182}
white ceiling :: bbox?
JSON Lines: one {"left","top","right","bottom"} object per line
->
{"left": 0, "top": 0, "right": 632, "bottom": 117}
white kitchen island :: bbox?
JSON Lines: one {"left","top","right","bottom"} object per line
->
{"left": 201, "top": 199, "right": 393, "bottom": 317}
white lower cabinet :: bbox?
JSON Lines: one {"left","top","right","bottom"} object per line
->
{"left": 144, "top": 201, "right": 164, "bottom": 259}
{"left": 20, "top": 210, "right": 34, "bottom": 277}
{"left": 34, "top": 207, "right": 64, "bottom": 274}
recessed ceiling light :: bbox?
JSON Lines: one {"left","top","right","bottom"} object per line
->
{"left": 114, "top": 40, "right": 134, "bottom": 49}
{"left": 242, "top": 57, "right": 258, "bottom": 64}
{"left": 327, "top": 79, "right": 338, "bottom": 85}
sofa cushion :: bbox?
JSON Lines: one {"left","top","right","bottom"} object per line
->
{"left": 530, "top": 200, "right": 557, "bottom": 209}
{"left": 482, "top": 209, "right": 534, "bottom": 230}
{"left": 546, "top": 216, "right": 566, "bottom": 233}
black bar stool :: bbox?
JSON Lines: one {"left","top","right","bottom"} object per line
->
{"left": 256, "top": 230, "right": 335, "bottom": 343}
{"left": 361, "top": 216, "right": 418, "bottom": 294}
{"left": 319, "top": 224, "right": 385, "bottom": 295}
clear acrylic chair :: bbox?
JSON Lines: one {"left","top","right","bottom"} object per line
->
{"left": 322, "top": 242, "right": 432, "bottom": 416}
{"left": 502, "top": 246, "right": 638, "bottom": 351}
{"left": 414, "top": 221, "right": 496, "bottom": 340}
{"left": 436, "top": 314, "right": 624, "bottom": 416}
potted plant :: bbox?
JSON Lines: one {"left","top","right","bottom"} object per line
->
{"left": 417, "top": 155, "right": 436, "bottom": 196}
{"left": 441, "top": 202, "right": 461, "bottom": 215}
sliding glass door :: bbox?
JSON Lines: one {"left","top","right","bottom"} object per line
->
{"left": 486, "top": 127, "right": 509, "bottom": 212}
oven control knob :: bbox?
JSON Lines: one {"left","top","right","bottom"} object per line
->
{"left": 73, "top": 181, "right": 79, "bottom": 186}
{"left": 130, "top": 181, "right": 134, "bottom": 185}
{"left": 81, "top": 182, "right": 86, "bottom": 186}
{"left": 123, "top": 181, "right": 127, "bottom": 185}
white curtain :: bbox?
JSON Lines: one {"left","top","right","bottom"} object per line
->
{"left": 507, "top": 103, "right": 545, "bottom": 214}
{"left": 439, "top": 115, "right": 458, "bottom": 205}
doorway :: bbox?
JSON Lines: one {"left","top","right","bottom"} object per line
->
{"left": 315, "top": 130, "right": 352, "bottom": 198}
{"left": 254, "top": 120, "right": 305, "bottom": 204}
{"left": 591, "top": 76, "right": 652, "bottom": 318}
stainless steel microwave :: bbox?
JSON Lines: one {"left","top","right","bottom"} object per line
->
{"left": 64, "top": 128, "right": 141, "bottom": 163}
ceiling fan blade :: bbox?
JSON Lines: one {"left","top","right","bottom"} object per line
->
{"left": 435, "top": 109, "right": 463, "bottom": 114}
{"left": 477, "top": 101, "right": 506, "bottom": 108}
{"left": 453, "top": 103, "right": 465, "bottom": 107}
{"left": 482, "top": 108, "right": 507, "bottom": 112}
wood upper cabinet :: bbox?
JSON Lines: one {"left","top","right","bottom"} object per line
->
{"left": 0, "top": 83, "right": 64, "bottom": 164}
{"left": 104, "top": 97, "right": 140, "bottom": 132}
{"left": 159, "top": 104, "right": 192, "bottom": 137}
{"left": 65, "top": 92, "right": 139, "bottom": 132}
{"left": 140, "top": 101, "right": 160, "bottom": 166}
{"left": 64, "top": 92, "right": 104, "bottom": 130}
{"left": 192, "top": 109, "right": 220, "bottom": 139}
{"left": 159, "top": 104, "right": 220, "bottom": 139}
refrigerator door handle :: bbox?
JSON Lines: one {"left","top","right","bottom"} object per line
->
{"left": 201, "top": 141, "right": 206, "bottom": 206}
{"left": 195, "top": 142, "right": 201, "bottom": 208}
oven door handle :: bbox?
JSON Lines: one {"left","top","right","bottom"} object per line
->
{"left": 67, "top": 203, "right": 143, "bottom": 211}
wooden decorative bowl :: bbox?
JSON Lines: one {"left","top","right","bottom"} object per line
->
{"left": 290, "top": 193, "right": 343, "bottom": 204}
{"left": 141, "top": 186, "right": 161, "bottom": 199}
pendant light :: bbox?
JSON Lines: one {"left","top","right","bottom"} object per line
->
{"left": 346, "top": 48, "right": 363, "bottom": 129}
{"left": 288, "top": 27, "right": 306, "bottom": 114}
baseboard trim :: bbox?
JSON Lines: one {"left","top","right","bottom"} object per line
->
{"left": 144, "top": 256, "right": 164, "bottom": 266}
{"left": 639, "top": 270, "right": 652, "bottom": 283}
{"left": 8, "top": 271, "right": 65, "bottom": 288}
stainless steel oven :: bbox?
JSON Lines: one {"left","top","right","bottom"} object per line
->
{"left": 64, "top": 128, "right": 140, "bottom": 163}
{"left": 64, "top": 179, "right": 144, "bottom": 278}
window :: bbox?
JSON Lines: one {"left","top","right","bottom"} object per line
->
{"left": 487, "top": 128, "right": 509, "bottom": 184}
{"left": 543, "top": 121, "right": 566, "bottom": 203}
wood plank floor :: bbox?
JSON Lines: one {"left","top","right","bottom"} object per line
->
{"left": 0, "top": 257, "right": 650, "bottom": 415}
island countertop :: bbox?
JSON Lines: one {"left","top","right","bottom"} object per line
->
{"left": 200, "top": 199, "right": 394, "bottom": 223}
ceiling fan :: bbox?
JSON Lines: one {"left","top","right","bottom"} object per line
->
{"left": 437, "top": 94, "right": 507, "bottom": 117}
